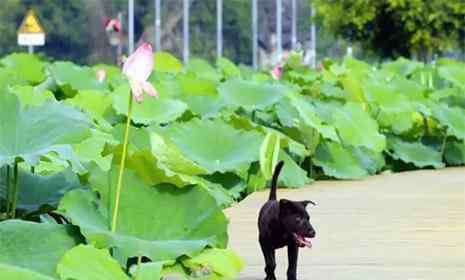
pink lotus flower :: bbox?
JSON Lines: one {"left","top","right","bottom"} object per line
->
{"left": 96, "top": 69, "right": 106, "bottom": 83}
{"left": 122, "top": 42, "right": 158, "bottom": 103}
{"left": 271, "top": 65, "right": 282, "bottom": 80}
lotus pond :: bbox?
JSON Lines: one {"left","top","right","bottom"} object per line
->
{"left": 0, "top": 51, "right": 464, "bottom": 279}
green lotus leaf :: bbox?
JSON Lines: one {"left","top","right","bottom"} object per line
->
{"left": 0, "top": 93, "right": 91, "bottom": 169}
{"left": 386, "top": 136, "right": 444, "bottom": 168}
{"left": 259, "top": 132, "right": 281, "bottom": 180}
{"left": 133, "top": 262, "right": 164, "bottom": 280}
{"left": 432, "top": 103, "right": 465, "bottom": 140}
{"left": 181, "top": 95, "right": 225, "bottom": 117}
{"left": 444, "top": 141, "right": 465, "bottom": 166}
{"left": 178, "top": 73, "right": 218, "bottom": 96}
{"left": 186, "top": 58, "right": 222, "bottom": 82}
{"left": 92, "top": 64, "right": 125, "bottom": 88}
{"left": 57, "top": 245, "right": 130, "bottom": 280}
{"left": 218, "top": 79, "right": 288, "bottom": 110}
{"left": 0, "top": 167, "right": 82, "bottom": 214}
{"left": 381, "top": 57, "right": 424, "bottom": 78}
{"left": 154, "top": 52, "right": 183, "bottom": 74}
{"left": 278, "top": 150, "right": 312, "bottom": 187}
{"left": 66, "top": 90, "right": 113, "bottom": 122}
{"left": 0, "top": 220, "right": 82, "bottom": 279}
{"left": 47, "top": 61, "right": 108, "bottom": 93}
{"left": 112, "top": 84, "right": 188, "bottom": 125}
{"left": 155, "top": 119, "right": 263, "bottom": 173}
{"left": 216, "top": 57, "right": 241, "bottom": 79}
{"left": 331, "top": 102, "right": 386, "bottom": 152}
{"left": 437, "top": 62, "right": 465, "bottom": 89}
{"left": 0, "top": 67, "right": 27, "bottom": 91}
{"left": 58, "top": 168, "right": 228, "bottom": 264}
{"left": 313, "top": 141, "right": 369, "bottom": 179}
{"left": 183, "top": 248, "right": 244, "bottom": 279}
{"left": 0, "top": 264, "right": 56, "bottom": 280}
{"left": 9, "top": 85, "right": 55, "bottom": 107}
{"left": 75, "top": 129, "right": 115, "bottom": 172}
{"left": 288, "top": 95, "right": 339, "bottom": 142}
{"left": 0, "top": 53, "right": 46, "bottom": 84}
{"left": 351, "top": 146, "right": 385, "bottom": 175}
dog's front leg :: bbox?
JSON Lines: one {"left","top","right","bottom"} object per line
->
{"left": 259, "top": 239, "right": 276, "bottom": 280}
{"left": 287, "top": 243, "right": 299, "bottom": 280}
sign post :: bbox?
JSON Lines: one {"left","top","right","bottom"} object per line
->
{"left": 17, "top": 9, "right": 45, "bottom": 54}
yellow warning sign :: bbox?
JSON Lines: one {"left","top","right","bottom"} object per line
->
{"left": 18, "top": 10, "right": 44, "bottom": 34}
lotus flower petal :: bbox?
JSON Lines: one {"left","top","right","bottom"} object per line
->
{"left": 142, "top": 80, "right": 159, "bottom": 97}
{"left": 96, "top": 69, "right": 106, "bottom": 83}
{"left": 271, "top": 65, "right": 282, "bottom": 80}
{"left": 129, "top": 79, "right": 144, "bottom": 103}
{"left": 123, "top": 42, "right": 154, "bottom": 82}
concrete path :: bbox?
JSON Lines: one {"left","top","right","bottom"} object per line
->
{"left": 226, "top": 168, "right": 465, "bottom": 280}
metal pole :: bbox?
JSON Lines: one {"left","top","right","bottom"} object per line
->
{"left": 128, "top": 0, "right": 134, "bottom": 53}
{"left": 252, "top": 0, "right": 257, "bottom": 69}
{"left": 28, "top": 45, "right": 34, "bottom": 54}
{"left": 276, "top": 0, "right": 282, "bottom": 62}
{"left": 183, "top": 0, "right": 189, "bottom": 64}
{"left": 117, "top": 12, "right": 123, "bottom": 64}
{"left": 217, "top": 0, "right": 223, "bottom": 59}
{"left": 310, "top": 3, "right": 316, "bottom": 68}
{"left": 155, "top": 0, "right": 161, "bottom": 51}
{"left": 291, "top": 0, "right": 297, "bottom": 49}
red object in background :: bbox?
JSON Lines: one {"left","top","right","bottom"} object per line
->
{"left": 104, "top": 17, "right": 121, "bottom": 33}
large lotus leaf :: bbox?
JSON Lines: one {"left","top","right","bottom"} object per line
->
{"left": 47, "top": 61, "right": 108, "bottom": 92}
{"left": 183, "top": 248, "right": 244, "bottom": 279}
{"left": 288, "top": 95, "right": 339, "bottom": 142}
{"left": 9, "top": 85, "right": 55, "bottom": 107}
{"left": 0, "top": 167, "right": 82, "bottom": 213}
{"left": 0, "top": 67, "right": 27, "bottom": 91}
{"left": 216, "top": 57, "right": 241, "bottom": 78}
{"left": 0, "top": 93, "right": 91, "bottom": 168}
{"left": 133, "top": 262, "right": 164, "bottom": 280}
{"left": 444, "top": 141, "right": 465, "bottom": 166}
{"left": 363, "top": 80, "right": 415, "bottom": 113}
{"left": 75, "top": 129, "right": 115, "bottom": 172}
{"left": 0, "top": 220, "right": 83, "bottom": 278}
{"left": 351, "top": 146, "right": 385, "bottom": 175}
{"left": 276, "top": 97, "right": 300, "bottom": 127}
{"left": 186, "top": 58, "right": 222, "bottom": 82}
{"left": 155, "top": 119, "right": 263, "bottom": 173}
{"left": 437, "top": 62, "right": 465, "bottom": 89}
{"left": 112, "top": 84, "right": 187, "bottom": 125}
{"left": 313, "top": 141, "right": 369, "bottom": 179}
{"left": 278, "top": 150, "right": 312, "bottom": 187}
{"left": 259, "top": 132, "right": 281, "bottom": 180}
{"left": 66, "top": 90, "right": 113, "bottom": 124}
{"left": 57, "top": 245, "right": 130, "bottom": 280}
{"left": 432, "top": 103, "right": 465, "bottom": 140}
{"left": 149, "top": 72, "right": 183, "bottom": 99}
{"left": 178, "top": 73, "right": 218, "bottom": 96}
{"left": 154, "top": 52, "right": 183, "bottom": 74}
{"left": 181, "top": 95, "right": 225, "bottom": 117}
{"left": 218, "top": 79, "right": 288, "bottom": 110}
{"left": 0, "top": 264, "right": 55, "bottom": 280}
{"left": 331, "top": 102, "right": 386, "bottom": 152}
{"left": 0, "top": 53, "right": 46, "bottom": 83}
{"left": 92, "top": 64, "right": 124, "bottom": 87}
{"left": 386, "top": 136, "right": 444, "bottom": 168}
{"left": 58, "top": 169, "right": 228, "bottom": 264}
{"left": 381, "top": 57, "right": 424, "bottom": 78}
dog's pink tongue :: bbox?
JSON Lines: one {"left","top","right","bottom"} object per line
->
{"left": 302, "top": 238, "right": 312, "bottom": 248}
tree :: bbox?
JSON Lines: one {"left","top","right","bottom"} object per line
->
{"left": 312, "top": 0, "right": 465, "bottom": 61}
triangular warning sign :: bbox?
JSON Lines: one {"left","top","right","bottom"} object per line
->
{"left": 18, "top": 10, "right": 44, "bottom": 34}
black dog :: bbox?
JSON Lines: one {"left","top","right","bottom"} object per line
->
{"left": 258, "top": 161, "right": 316, "bottom": 280}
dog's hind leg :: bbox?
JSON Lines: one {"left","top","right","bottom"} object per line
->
{"left": 286, "top": 243, "right": 299, "bottom": 280}
{"left": 259, "top": 239, "right": 276, "bottom": 280}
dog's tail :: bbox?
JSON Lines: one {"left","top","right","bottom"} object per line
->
{"left": 269, "top": 160, "right": 285, "bottom": 201}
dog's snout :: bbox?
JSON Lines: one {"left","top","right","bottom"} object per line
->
{"left": 309, "top": 228, "right": 316, "bottom": 238}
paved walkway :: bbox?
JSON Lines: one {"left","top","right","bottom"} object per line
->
{"left": 226, "top": 168, "right": 465, "bottom": 280}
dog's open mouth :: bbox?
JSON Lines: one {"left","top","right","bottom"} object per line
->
{"left": 293, "top": 233, "right": 312, "bottom": 248}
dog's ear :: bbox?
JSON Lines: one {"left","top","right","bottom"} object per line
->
{"left": 301, "top": 200, "right": 317, "bottom": 207}
{"left": 279, "top": 199, "right": 295, "bottom": 213}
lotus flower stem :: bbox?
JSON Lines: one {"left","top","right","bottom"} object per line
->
{"left": 111, "top": 91, "right": 133, "bottom": 232}
{"left": 10, "top": 163, "right": 19, "bottom": 218}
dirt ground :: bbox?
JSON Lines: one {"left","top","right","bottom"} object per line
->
{"left": 226, "top": 167, "right": 465, "bottom": 280}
